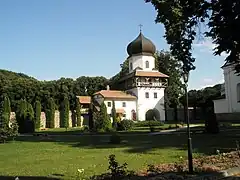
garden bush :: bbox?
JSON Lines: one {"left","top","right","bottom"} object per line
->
{"left": 0, "top": 120, "right": 18, "bottom": 143}
{"left": 117, "top": 119, "right": 134, "bottom": 131}
{"left": 134, "top": 120, "right": 164, "bottom": 127}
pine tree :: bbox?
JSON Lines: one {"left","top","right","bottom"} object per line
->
{"left": 0, "top": 95, "right": 11, "bottom": 127}
{"left": 46, "top": 98, "right": 55, "bottom": 128}
{"left": 76, "top": 98, "right": 82, "bottom": 127}
{"left": 16, "top": 99, "right": 28, "bottom": 133}
{"left": 34, "top": 100, "right": 41, "bottom": 129}
{"left": 111, "top": 100, "right": 117, "bottom": 130}
{"left": 95, "top": 102, "right": 111, "bottom": 131}
{"left": 60, "top": 95, "right": 69, "bottom": 129}
{"left": 26, "top": 103, "right": 34, "bottom": 121}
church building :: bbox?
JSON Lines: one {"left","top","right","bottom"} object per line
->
{"left": 213, "top": 61, "right": 240, "bottom": 121}
{"left": 79, "top": 30, "right": 169, "bottom": 121}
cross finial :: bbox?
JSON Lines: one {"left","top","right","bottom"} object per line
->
{"left": 139, "top": 24, "right": 143, "bottom": 32}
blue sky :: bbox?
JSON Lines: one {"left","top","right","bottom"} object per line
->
{"left": 0, "top": 0, "right": 225, "bottom": 90}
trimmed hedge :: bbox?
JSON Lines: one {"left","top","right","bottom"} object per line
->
{"left": 134, "top": 120, "right": 164, "bottom": 127}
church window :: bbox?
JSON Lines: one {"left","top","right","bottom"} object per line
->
{"left": 130, "top": 62, "right": 133, "bottom": 70}
{"left": 154, "top": 92, "right": 157, "bottom": 98}
{"left": 145, "top": 92, "right": 149, "bottom": 98}
{"left": 237, "top": 83, "right": 240, "bottom": 102}
{"left": 145, "top": 61, "right": 149, "bottom": 68}
{"left": 107, "top": 102, "right": 111, "bottom": 107}
{"left": 122, "top": 102, "right": 126, "bottom": 107}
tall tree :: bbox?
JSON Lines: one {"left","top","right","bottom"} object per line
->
{"left": 155, "top": 50, "right": 183, "bottom": 121}
{"left": 94, "top": 102, "right": 111, "bottom": 131}
{"left": 0, "top": 95, "right": 11, "bottom": 127}
{"left": 26, "top": 103, "right": 34, "bottom": 122}
{"left": 145, "top": 0, "right": 240, "bottom": 74}
{"left": 34, "top": 100, "right": 41, "bottom": 129}
{"left": 76, "top": 97, "right": 82, "bottom": 127}
{"left": 111, "top": 100, "right": 117, "bottom": 130}
{"left": 60, "top": 95, "right": 69, "bottom": 129}
{"left": 46, "top": 98, "right": 55, "bottom": 128}
{"left": 16, "top": 99, "right": 28, "bottom": 133}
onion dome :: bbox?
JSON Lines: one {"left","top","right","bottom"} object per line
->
{"left": 127, "top": 32, "right": 156, "bottom": 56}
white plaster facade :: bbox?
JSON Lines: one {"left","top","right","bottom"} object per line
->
{"left": 127, "top": 87, "right": 165, "bottom": 121}
{"left": 104, "top": 99, "right": 137, "bottom": 120}
{"left": 128, "top": 55, "right": 156, "bottom": 73}
{"left": 214, "top": 63, "right": 240, "bottom": 114}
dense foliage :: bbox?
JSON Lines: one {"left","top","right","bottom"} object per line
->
{"left": 0, "top": 95, "right": 11, "bottom": 126}
{"left": 76, "top": 97, "right": 81, "bottom": 127}
{"left": 111, "top": 101, "right": 117, "bottom": 130}
{"left": 16, "top": 99, "right": 35, "bottom": 133}
{"left": 0, "top": 69, "right": 108, "bottom": 112}
{"left": 34, "top": 100, "right": 41, "bottom": 129}
{"left": 146, "top": 0, "right": 240, "bottom": 74}
{"left": 46, "top": 97, "right": 55, "bottom": 128}
{"left": 94, "top": 102, "right": 111, "bottom": 132}
{"left": 117, "top": 120, "right": 134, "bottom": 131}
{"left": 60, "top": 95, "right": 70, "bottom": 129}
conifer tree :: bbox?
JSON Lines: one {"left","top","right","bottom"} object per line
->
{"left": 60, "top": 95, "right": 69, "bottom": 129}
{"left": 95, "top": 102, "right": 111, "bottom": 131}
{"left": 46, "top": 98, "right": 55, "bottom": 128}
{"left": 76, "top": 98, "right": 81, "bottom": 127}
{"left": 111, "top": 100, "right": 117, "bottom": 130}
{"left": 16, "top": 99, "right": 27, "bottom": 133}
{"left": 34, "top": 100, "right": 41, "bottom": 129}
{"left": 0, "top": 95, "right": 11, "bottom": 127}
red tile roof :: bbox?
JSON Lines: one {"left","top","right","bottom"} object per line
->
{"left": 94, "top": 90, "right": 136, "bottom": 100}
{"left": 77, "top": 96, "right": 91, "bottom": 104}
{"left": 135, "top": 71, "right": 169, "bottom": 78}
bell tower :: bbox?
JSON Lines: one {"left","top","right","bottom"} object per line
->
{"left": 119, "top": 27, "right": 169, "bottom": 121}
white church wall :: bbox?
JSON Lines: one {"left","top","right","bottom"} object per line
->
{"left": 129, "top": 55, "right": 155, "bottom": 72}
{"left": 134, "top": 87, "right": 165, "bottom": 121}
{"left": 223, "top": 65, "right": 240, "bottom": 113}
{"left": 213, "top": 99, "right": 229, "bottom": 114}
{"left": 104, "top": 99, "right": 137, "bottom": 120}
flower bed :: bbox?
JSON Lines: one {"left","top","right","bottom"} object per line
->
{"left": 91, "top": 151, "right": 240, "bottom": 180}
{"left": 137, "top": 151, "right": 240, "bottom": 179}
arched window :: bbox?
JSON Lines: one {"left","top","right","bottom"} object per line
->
{"left": 145, "top": 61, "right": 149, "bottom": 68}
{"left": 237, "top": 83, "right": 240, "bottom": 102}
{"left": 130, "top": 62, "right": 133, "bottom": 70}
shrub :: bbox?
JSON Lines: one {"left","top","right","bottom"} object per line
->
{"left": 90, "top": 154, "right": 134, "bottom": 180}
{"left": 134, "top": 120, "right": 164, "bottom": 127}
{"left": 109, "top": 133, "right": 121, "bottom": 144}
{"left": 94, "top": 102, "right": 111, "bottom": 132}
{"left": 0, "top": 120, "right": 18, "bottom": 143}
{"left": 117, "top": 119, "right": 134, "bottom": 131}
{"left": 82, "top": 125, "right": 89, "bottom": 132}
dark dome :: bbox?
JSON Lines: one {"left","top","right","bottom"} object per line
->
{"left": 127, "top": 32, "right": 156, "bottom": 56}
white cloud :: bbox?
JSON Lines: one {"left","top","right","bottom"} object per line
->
{"left": 202, "top": 78, "right": 214, "bottom": 84}
{"left": 189, "top": 78, "right": 224, "bottom": 90}
{"left": 193, "top": 39, "right": 229, "bottom": 57}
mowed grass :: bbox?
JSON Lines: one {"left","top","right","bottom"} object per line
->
{"left": 0, "top": 126, "right": 239, "bottom": 179}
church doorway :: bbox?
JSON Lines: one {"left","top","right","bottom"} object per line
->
{"left": 131, "top": 110, "right": 136, "bottom": 121}
{"left": 145, "top": 108, "right": 160, "bottom": 121}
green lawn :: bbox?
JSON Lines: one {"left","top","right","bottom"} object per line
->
{"left": 0, "top": 126, "right": 239, "bottom": 179}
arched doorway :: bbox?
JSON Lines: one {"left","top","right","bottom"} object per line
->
{"left": 131, "top": 109, "right": 136, "bottom": 121}
{"left": 145, "top": 108, "right": 160, "bottom": 121}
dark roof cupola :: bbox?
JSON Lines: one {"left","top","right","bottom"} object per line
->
{"left": 127, "top": 32, "right": 156, "bottom": 56}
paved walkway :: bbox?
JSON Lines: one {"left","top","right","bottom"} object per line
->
{"left": 19, "top": 125, "right": 203, "bottom": 137}
{"left": 149, "top": 124, "right": 202, "bottom": 135}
